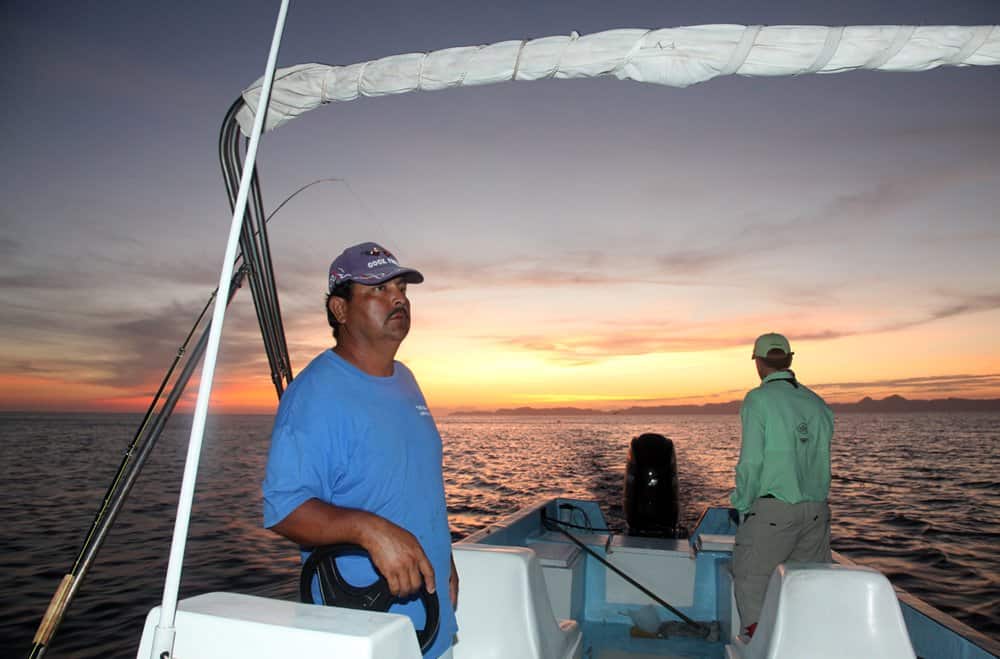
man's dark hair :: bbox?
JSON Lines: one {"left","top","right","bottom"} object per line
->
{"left": 762, "top": 348, "right": 793, "bottom": 370}
{"left": 325, "top": 281, "right": 354, "bottom": 340}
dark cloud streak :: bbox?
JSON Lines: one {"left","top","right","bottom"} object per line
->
{"left": 410, "top": 165, "right": 992, "bottom": 292}
{"left": 491, "top": 292, "right": 1000, "bottom": 364}
{"left": 814, "top": 373, "right": 1000, "bottom": 392}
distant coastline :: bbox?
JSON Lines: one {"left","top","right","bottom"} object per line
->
{"left": 3, "top": 395, "right": 1000, "bottom": 418}
{"left": 449, "top": 395, "right": 1000, "bottom": 417}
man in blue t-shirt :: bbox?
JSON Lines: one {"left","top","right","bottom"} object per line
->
{"left": 262, "top": 241, "right": 458, "bottom": 658}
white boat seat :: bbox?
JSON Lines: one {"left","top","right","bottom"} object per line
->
{"left": 727, "top": 563, "right": 916, "bottom": 659}
{"left": 452, "top": 544, "right": 583, "bottom": 659}
{"left": 135, "top": 591, "right": 422, "bottom": 658}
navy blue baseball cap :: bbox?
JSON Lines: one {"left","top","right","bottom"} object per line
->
{"left": 328, "top": 242, "right": 424, "bottom": 292}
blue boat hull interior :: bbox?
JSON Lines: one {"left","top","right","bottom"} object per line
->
{"left": 463, "top": 497, "right": 1000, "bottom": 659}
{"left": 136, "top": 497, "right": 999, "bottom": 658}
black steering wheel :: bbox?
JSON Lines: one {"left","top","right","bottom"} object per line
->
{"left": 300, "top": 544, "right": 440, "bottom": 654}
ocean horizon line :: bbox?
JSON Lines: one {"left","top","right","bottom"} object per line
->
{"left": 3, "top": 394, "right": 1000, "bottom": 417}
{"left": 448, "top": 394, "right": 1000, "bottom": 417}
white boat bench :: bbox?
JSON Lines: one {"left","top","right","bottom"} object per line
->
{"left": 726, "top": 563, "right": 916, "bottom": 659}
{"left": 452, "top": 543, "right": 583, "bottom": 659}
{"left": 136, "top": 591, "right": 424, "bottom": 658}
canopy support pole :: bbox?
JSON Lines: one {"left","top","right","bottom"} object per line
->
{"left": 149, "top": 1, "right": 290, "bottom": 657}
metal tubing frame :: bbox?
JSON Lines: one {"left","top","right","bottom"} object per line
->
{"left": 219, "top": 100, "right": 293, "bottom": 397}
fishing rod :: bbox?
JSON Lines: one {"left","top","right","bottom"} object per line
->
{"left": 26, "top": 167, "right": 352, "bottom": 657}
{"left": 26, "top": 141, "right": 350, "bottom": 659}
{"left": 27, "top": 267, "right": 246, "bottom": 659}
{"left": 832, "top": 474, "right": 899, "bottom": 488}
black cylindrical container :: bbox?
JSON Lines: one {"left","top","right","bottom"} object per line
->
{"left": 624, "top": 433, "right": 680, "bottom": 537}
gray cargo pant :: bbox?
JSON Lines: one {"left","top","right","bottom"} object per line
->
{"left": 732, "top": 497, "right": 831, "bottom": 627}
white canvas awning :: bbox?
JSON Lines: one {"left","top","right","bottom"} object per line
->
{"left": 237, "top": 24, "right": 1000, "bottom": 135}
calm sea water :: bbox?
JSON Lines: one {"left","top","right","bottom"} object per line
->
{"left": 0, "top": 411, "right": 997, "bottom": 657}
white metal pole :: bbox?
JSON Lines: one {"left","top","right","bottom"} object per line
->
{"left": 149, "top": 1, "right": 290, "bottom": 657}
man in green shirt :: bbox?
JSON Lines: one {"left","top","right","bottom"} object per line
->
{"left": 731, "top": 333, "right": 834, "bottom": 638}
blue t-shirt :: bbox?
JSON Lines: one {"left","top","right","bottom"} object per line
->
{"left": 262, "top": 349, "right": 457, "bottom": 658}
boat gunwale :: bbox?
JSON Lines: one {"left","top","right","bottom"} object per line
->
{"left": 462, "top": 497, "right": 1000, "bottom": 657}
{"left": 834, "top": 549, "right": 1000, "bottom": 657}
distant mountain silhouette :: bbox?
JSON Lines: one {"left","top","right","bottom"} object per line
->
{"left": 450, "top": 395, "right": 1000, "bottom": 417}
{"left": 833, "top": 395, "right": 1000, "bottom": 414}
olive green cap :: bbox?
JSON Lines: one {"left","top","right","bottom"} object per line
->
{"left": 752, "top": 333, "right": 792, "bottom": 359}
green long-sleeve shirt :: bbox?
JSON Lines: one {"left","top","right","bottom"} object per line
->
{"left": 730, "top": 370, "right": 833, "bottom": 513}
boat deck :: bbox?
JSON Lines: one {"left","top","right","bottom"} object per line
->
{"left": 135, "top": 497, "right": 1000, "bottom": 659}
{"left": 583, "top": 621, "right": 725, "bottom": 659}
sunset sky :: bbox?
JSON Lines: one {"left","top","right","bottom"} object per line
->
{"left": 3, "top": 1, "right": 999, "bottom": 415}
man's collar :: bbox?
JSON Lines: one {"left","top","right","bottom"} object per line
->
{"left": 762, "top": 370, "right": 796, "bottom": 384}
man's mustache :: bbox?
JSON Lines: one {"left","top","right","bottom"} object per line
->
{"left": 387, "top": 307, "right": 410, "bottom": 321}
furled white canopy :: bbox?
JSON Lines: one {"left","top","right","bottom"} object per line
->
{"left": 237, "top": 24, "right": 1000, "bottom": 135}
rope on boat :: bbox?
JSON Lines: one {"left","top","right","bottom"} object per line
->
{"left": 540, "top": 508, "right": 713, "bottom": 636}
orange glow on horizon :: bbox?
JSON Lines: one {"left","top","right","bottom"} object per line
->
{"left": 3, "top": 322, "right": 998, "bottom": 415}
{"left": 2, "top": 375, "right": 998, "bottom": 414}
{"left": 0, "top": 374, "right": 280, "bottom": 415}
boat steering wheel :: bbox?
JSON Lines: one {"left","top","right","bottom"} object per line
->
{"left": 299, "top": 544, "right": 440, "bottom": 654}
